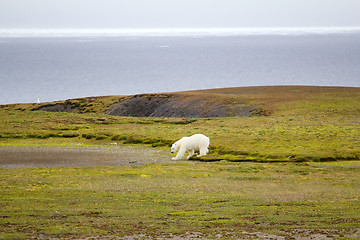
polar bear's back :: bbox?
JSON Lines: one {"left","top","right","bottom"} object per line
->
{"left": 190, "top": 134, "right": 209, "bottom": 143}
{"left": 186, "top": 134, "right": 209, "bottom": 149}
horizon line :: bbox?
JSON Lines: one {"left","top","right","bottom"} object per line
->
{"left": 1, "top": 27, "right": 360, "bottom": 37}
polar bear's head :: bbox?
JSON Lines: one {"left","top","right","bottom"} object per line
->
{"left": 171, "top": 142, "right": 180, "bottom": 153}
{"left": 171, "top": 138, "right": 183, "bottom": 153}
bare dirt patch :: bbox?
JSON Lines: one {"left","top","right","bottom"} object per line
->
{"left": 0, "top": 145, "right": 172, "bottom": 169}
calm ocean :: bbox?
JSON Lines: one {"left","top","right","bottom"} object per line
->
{"left": 1, "top": 29, "right": 360, "bottom": 104}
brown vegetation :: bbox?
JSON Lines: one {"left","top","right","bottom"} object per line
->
{"left": 6, "top": 85, "right": 359, "bottom": 118}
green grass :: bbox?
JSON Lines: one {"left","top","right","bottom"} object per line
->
{"left": 1, "top": 86, "right": 359, "bottom": 162}
{"left": 0, "top": 100, "right": 359, "bottom": 161}
{"left": 1, "top": 162, "right": 359, "bottom": 239}
{"left": 1, "top": 87, "right": 360, "bottom": 238}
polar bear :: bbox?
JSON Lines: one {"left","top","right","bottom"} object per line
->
{"left": 171, "top": 134, "right": 210, "bottom": 160}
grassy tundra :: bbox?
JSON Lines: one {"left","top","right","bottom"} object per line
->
{"left": 1, "top": 86, "right": 359, "bottom": 162}
{"left": 1, "top": 86, "right": 360, "bottom": 239}
{"left": 1, "top": 162, "right": 359, "bottom": 239}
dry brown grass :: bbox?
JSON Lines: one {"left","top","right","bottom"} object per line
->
{"left": 186, "top": 85, "right": 360, "bottom": 113}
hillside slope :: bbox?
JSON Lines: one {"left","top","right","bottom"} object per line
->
{"left": 4, "top": 86, "right": 359, "bottom": 118}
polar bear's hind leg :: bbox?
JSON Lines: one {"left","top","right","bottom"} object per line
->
{"left": 197, "top": 147, "right": 208, "bottom": 157}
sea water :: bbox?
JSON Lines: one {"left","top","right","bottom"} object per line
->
{"left": 0, "top": 28, "right": 360, "bottom": 104}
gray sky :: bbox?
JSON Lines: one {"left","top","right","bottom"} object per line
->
{"left": 0, "top": 0, "right": 360, "bottom": 28}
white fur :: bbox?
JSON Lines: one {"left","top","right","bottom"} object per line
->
{"left": 171, "top": 134, "right": 210, "bottom": 160}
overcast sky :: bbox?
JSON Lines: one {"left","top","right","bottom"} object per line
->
{"left": 0, "top": 0, "right": 360, "bottom": 28}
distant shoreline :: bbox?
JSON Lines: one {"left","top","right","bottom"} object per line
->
{"left": 1, "top": 85, "right": 360, "bottom": 106}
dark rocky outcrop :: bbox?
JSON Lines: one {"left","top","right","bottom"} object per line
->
{"left": 31, "top": 91, "right": 259, "bottom": 118}
{"left": 34, "top": 102, "right": 80, "bottom": 113}
{"left": 107, "top": 94, "right": 257, "bottom": 118}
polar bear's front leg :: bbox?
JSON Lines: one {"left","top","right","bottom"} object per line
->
{"left": 187, "top": 150, "right": 195, "bottom": 159}
{"left": 172, "top": 147, "right": 186, "bottom": 160}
